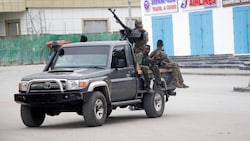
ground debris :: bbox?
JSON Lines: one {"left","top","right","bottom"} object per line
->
{"left": 233, "top": 87, "right": 250, "bottom": 92}
{"left": 233, "top": 80, "right": 250, "bottom": 92}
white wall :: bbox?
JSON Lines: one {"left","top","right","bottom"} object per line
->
{"left": 43, "top": 7, "right": 141, "bottom": 34}
{"left": 213, "top": 7, "right": 234, "bottom": 54}
{"left": 172, "top": 12, "right": 190, "bottom": 55}
{"left": 0, "top": 7, "right": 141, "bottom": 36}
{"left": 0, "top": 14, "right": 5, "bottom": 36}
{"left": 141, "top": 15, "right": 153, "bottom": 49}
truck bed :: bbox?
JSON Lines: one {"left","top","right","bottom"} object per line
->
{"left": 136, "top": 63, "right": 172, "bottom": 75}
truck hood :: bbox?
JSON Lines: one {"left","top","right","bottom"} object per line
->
{"left": 21, "top": 68, "right": 111, "bottom": 81}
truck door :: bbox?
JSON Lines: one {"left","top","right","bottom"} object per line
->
{"left": 109, "top": 45, "right": 137, "bottom": 101}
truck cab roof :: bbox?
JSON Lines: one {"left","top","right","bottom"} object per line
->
{"left": 62, "top": 40, "right": 131, "bottom": 48}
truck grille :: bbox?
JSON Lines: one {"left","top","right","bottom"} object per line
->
{"left": 28, "top": 80, "right": 66, "bottom": 93}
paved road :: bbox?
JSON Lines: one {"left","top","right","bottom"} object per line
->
{"left": 0, "top": 65, "right": 250, "bottom": 141}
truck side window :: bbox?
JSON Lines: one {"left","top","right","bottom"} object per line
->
{"left": 111, "top": 47, "right": 127, "bottom": 68}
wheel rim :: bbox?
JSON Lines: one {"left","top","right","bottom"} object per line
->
{"left": 154, "top": 93, "right": 162, "bottom": 111}
{"left": 94, "top": 99, "right": 104, "bottom": 120}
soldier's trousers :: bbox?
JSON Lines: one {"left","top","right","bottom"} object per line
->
{"left": 135, "top": 51, "right": 143, "bottom": 64}
{"left": 162, "top": 62, "right": 184, "bottom": 84}
{"left": 141, "top": 65, "right": 161, "bottom": 88}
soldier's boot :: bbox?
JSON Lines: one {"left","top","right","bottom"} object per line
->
{"left": 180, "top": 82, "right": 189, "bottom": 88}
{"left": 173, "top": 81, "right": 183, "bottom": 88}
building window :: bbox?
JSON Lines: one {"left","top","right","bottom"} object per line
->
{"left": 5, "top": 19, "right": 21, "bottom": 36}
{"left": 82, "top": 19, "right": 109, "bottom": 33}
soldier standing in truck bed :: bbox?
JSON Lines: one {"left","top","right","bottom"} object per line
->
{"left": 133, "top": 19, "right": 148, "bottom": 64}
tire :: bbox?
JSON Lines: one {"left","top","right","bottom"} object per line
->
{"left": 82, "top": 91, "right": 107, "bottom": 127}
{"left": 143, "top": 89, "right": 165, "bottom": 118}
{"left": 21, "top": 105, "right": 45, "bottom": 127}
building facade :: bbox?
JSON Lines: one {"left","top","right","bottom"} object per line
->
{"left": 141, "top": 0, "right": 250, "bottom": 56}
{"left": 0, "top": 0, "right": 141, "bottom": 36}
{"left": 1, "top": 0, "right": 250, "bottom": 56}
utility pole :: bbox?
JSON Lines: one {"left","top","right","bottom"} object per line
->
{"left": 128, "top": 0, "right": 132, "bottom": 28}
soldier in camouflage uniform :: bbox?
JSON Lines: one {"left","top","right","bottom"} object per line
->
{"left": 150, "top": 40, "right": 189, "bottom": 88}
{"left": 138, "top": 45, "right": 161, "bottom": 90}
{"left": 133, "top": 19, "right": 148, "bottom": 64}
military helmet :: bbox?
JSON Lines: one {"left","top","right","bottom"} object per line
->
{"left": 135, "top": 19, "right": 143, "bottom": 28}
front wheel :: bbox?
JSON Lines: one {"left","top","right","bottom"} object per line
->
{"left": 82, "top": 91, "right": 107, "bottom": 127}
{"left": 21, "top": 105, "right": 45, "bottom": 127}
{"left": 143, "top": 90, "right": 165, "bottom": 118}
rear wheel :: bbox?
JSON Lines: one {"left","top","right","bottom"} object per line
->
{"left": 82, "top": 91, "right": 107, "bottom": 127}
{"left": 143, "top": 89, "right": 165, "bottom": 118}
{"left": 21, "top": 105, "right": 45, "bottom": 127}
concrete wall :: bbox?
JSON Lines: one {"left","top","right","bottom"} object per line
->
{"left": 44, "top": 7, "right": 141, "bottom": 34}
{"left": 0, "top": 12, "right": 26, "bottom": 36}
{"left": 0, "top": 7, "right": 141, "bottom": 36}
{"left": 212, "top": 7, "right": 234, "bottom": 54}
{"left": 172, "top": 12, "right": 190, "bottom": 56}
{"left": 0, "top": 0, "right": 140, "bottom": 12}
{"left": 0, "top": 0, "right": 26, "bottom": 12}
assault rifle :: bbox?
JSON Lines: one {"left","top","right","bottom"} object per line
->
{"left": 108, "top": 8, "right": 142, "bottom": 44}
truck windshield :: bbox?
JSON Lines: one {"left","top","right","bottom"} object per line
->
{"left": 53, "top": 46, "right": 110, "bottom": 69}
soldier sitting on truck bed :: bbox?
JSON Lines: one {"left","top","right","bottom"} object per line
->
{"left": 150, "top": 40, "right": 189, "bottom": 88}
{"left": 137, "top": 44, "right": 161, "bottom": 90}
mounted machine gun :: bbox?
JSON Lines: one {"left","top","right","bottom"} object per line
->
{"left": 108, "top": 8, "right": 143, "bottom": 44}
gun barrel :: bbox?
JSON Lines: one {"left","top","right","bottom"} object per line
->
{"left": 108, "top": 8, "right": 128, "bottom": 30}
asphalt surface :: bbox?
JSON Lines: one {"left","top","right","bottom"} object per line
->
{"left": 0, "top": 64, "right": 250, "bottom": 141}
{"left": 181, "top": 68, "right": 250, "bottom": 76}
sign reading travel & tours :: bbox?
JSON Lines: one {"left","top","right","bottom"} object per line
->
{"left": 143, "top": 0, "right": 178, "bottom": 15}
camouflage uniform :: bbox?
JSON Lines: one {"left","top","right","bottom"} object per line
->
{"left": 138, "top": 48, "right": 161, "bottom": 89}
{"left": 133, "top": 20, "right": 148, "bottom": 64}
{"left": 133, "top": 31, "right": 148, "bottom": 54}
{"left": 150, "top": 48, "right": 184, "bottom": 87}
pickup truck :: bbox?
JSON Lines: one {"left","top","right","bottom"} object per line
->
{"left": 14, "top": 40, "right": 176, "bottom": 127}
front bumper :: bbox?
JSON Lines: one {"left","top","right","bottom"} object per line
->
{"left": 14, "top": 92, "right": 84, "bottom": 106}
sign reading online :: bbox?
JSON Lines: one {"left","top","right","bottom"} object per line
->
{"left": 143, "top": 0, "right": 178, "bottom": 15}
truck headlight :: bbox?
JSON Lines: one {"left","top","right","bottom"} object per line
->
{"left": 67, "top": 80, "right": 89, "bottom": 90}
{"left": 19, "top": 81, "right": 28, "bottom": 91}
